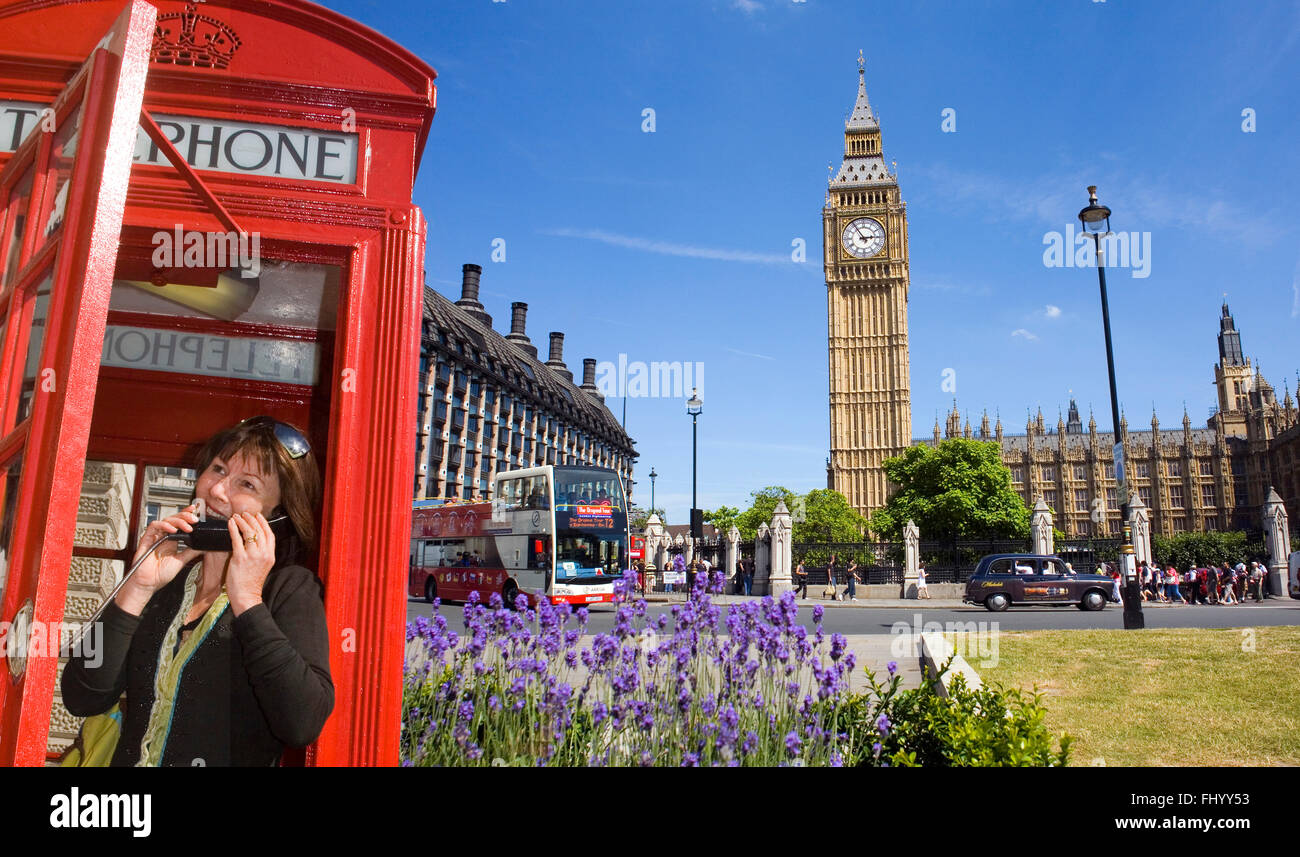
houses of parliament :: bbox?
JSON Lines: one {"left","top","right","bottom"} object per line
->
{"left": 824, "top": 59, "right": 1300, "bottom": 538}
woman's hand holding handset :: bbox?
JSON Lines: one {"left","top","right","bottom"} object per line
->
{"left": 225, "top": 512, "right": 277, "bottom": 616}
{"left": 114, "top": 503, "right": 204, "bottom": 616}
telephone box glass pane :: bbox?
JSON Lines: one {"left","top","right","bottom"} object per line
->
{"left": 34, "top": 103, "right": 83, "bottom": 247}
{"left": 109, "top": 259, "right": 340, "bottom": 330}
{"left": 138, "top": 465, "right": 196, "bottom": 529}
{"left": 17, "top": 272, "right": 53, "bottom": 422}
{"left": 1, "top": 166, "right": 35, "bottom": 292}
{"left": 72, "top": 461, "right": 137, "bottom": 550}
{"left": 0, "top": 451, "right": 23, "bottom": 609}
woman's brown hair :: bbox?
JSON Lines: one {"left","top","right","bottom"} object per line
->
{"left": 192, "top": 418, "right": 322, "bottom": 565}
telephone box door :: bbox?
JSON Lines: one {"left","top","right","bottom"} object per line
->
{"left": 0, "top": 0, "right": 156, "bottom": 766}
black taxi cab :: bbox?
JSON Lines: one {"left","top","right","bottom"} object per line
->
{"left": 964, "top": 554, "right": 1113, "bottom": 612}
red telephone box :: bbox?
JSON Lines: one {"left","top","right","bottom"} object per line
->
{"left": 0, "top": 0, "right": 436, "bottom": 765}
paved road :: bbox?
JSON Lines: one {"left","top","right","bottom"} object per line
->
{"left": 406, "top": 597, "right": 1300, "bottom": 635}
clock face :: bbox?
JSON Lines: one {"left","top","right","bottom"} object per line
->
{"left": 841, "top": 217, "right": 886, "bottom": 258}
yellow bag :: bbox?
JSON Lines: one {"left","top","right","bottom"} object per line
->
{"left": 60, "top": 704, "right": 123, "bottom": 767}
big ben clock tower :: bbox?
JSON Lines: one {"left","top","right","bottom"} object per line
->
{"left": 824, "top": 53, "right": 912, "bottom": 520}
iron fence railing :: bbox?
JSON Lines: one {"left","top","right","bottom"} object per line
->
{"left": 917, "top": 539, "right": 1027, "bottom": 583}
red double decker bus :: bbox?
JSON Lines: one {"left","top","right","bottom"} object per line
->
{"left": 408, "top": 465, "right": 630, "bottom": 607}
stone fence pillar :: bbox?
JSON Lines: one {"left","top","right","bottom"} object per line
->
{"left": 769, "top": 500, "right": 792, "bottom": 596}
{"left": 903, "top": 519, "right": 920, "bottom": 598}
{"left": 1127, "top": 495, "right": 1151, "bottom": 567}
{"left": 1031, "top": 497, "right": 1054, "bottom": 555}
{"left": 644, "top": 514, "right": 667, "bottom": 573}
{"left": 1263, "top": 487, "right": 1290, "bottom": 597}
{"left": 726, "top": 525, "right": 740, "bottom": 583}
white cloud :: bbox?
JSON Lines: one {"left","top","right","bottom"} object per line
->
{"left": 724, "top": 346, "right": 775, "bottom": 361}
{"left": 1011, "top": 328, "right": 1039, "bottom": 341}
{"left": 1292, "top": 259, "right": 1300, "bottom": 318}
{"left": 908, "top": 163, "right": 1283, "bottom": 247}
{"left": 541, "top": 227, "right": 791, "bottom": 265}
{"left": 1045, "top": 305, "right": 1061, "bottom": 318}
{"left": 732, "top": 0, "right": 763, "bottom": 13}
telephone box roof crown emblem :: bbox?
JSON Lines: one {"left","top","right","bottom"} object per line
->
{"left": 151, "top": 2, "right": 241, "bottom": 69}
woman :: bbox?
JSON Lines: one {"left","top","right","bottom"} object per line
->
{"left": 793, "top": 559, "right": 808, "bottom": 599}
{"left": 824, "top": 553, "right": 839, "bottom": 601}
{"left": 62, "top": 417, "right": 333, "bottom": 766}
{"left": 844, "top": 559, "right": 860, "bottom": 602}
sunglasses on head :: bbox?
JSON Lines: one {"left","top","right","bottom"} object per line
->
{"left": 240, "top": 416, "right": 311, "bottom": 459}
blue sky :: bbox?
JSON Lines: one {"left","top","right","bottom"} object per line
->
{"left": 326, "top": 0, "right": 1300, "bottom": 523}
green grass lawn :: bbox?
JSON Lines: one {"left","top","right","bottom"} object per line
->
{"left": 968, "top": 627, "right": 1300, "bottom": 767}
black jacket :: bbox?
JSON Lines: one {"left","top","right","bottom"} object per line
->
{"left": 61, "top": 563, "right": 334, "bottom": 766}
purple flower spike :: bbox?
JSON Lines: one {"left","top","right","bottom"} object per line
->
{"left": 887, "top": 660, "right": 898, "bottom": 676}
{"left": 784, "top": 731, "right": 802, "bottom": 757}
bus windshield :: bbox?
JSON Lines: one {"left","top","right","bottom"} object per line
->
{"left": 555, "top": 531, "right": 624, "bottom": 578}
{"left": 554, "top": 468, "right": 623, "bottom": 511}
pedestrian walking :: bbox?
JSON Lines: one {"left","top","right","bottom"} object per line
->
{"left": 844, "top": 559, "right": 860, "bottom": 601}
{"left": 916, "top": 562, "right": 930, "bottom": 599}
{"left": 794, "top": 559, "right": 808, "bottom": 599}
{"left": 823, "top": 554, "right": 839, "bottom": 601}
{"left": 1249, "top": 562, "right": 1264, "bottom": 601}
{"left": 744, "top": 560, "right": 754, "bottom": 596}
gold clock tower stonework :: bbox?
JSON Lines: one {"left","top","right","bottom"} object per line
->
{"left": 824, "top": 56, "right": 912, "bottom": 519}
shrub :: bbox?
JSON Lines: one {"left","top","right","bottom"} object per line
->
{"left": 1150, "top": 531, "right": 1267, "bottom": 569}
{"left": 832, "top": 665, "right": 1070, "bottom": 767}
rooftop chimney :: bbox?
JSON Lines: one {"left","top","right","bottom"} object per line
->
{"left": 546, "top": 332, "right": 572, "bottom": 381}
{"left": 454, "top": 263, "right": 492, "bottom": 327}
{"left": 580, "top": 357, "right": 604, "bottom": 402}
{"left": 505, "top": 301, "right": 537, "bottom": 358}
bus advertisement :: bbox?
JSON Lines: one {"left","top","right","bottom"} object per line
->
{"left": 408, "top": 465, "right": 630, "bottom": 607}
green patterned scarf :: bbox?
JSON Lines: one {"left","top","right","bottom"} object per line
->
{"left": 135, "top": 564, "right": 228, "bottom": 767}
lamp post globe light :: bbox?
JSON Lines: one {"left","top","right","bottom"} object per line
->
{"left": 686, "top": 389, "right": 703, "bottom": 569}
{"left": 1078, "top": 186, "right": 1143, "bottom": 630}
{"left": 649, "top": 467, "right": 657, "bottom": 516}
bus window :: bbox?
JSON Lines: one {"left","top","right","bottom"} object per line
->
{"left": 553, "top": 468, "right": 623, "bottom": 511}
{"left": 521, "top": 474, "right": 550, "bottom": 511}
{"left": 529, "top": 537, "right": 551, "bottom": 570}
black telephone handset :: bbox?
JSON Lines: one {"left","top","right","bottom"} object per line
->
{"left": 166, "top": 515, "right": 293, "bottom": 551}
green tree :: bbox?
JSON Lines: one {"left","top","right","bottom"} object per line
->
{"left": 868, "top": 439, "right": 1030, "bottom": 542}
{"left": 735, "top": 486, "right": 799, "bottom": 541}
{"left": 795, "top": 489, "right": 870, "bottom": 542}
{"left": 629, "top": 506, "right": 666, "bottom": 532}
{"left": 703, "top": 505, "right": 741, "bottom": 537}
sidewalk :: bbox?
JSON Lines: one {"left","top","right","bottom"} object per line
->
{"left": 641, "top": 592, "right": 969, "bottom": 609}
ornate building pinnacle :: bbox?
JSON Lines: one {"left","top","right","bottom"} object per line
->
{"left": 846, "top": 50, "right": 877, "bottom": 130}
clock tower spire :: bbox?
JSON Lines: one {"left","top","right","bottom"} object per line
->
{"left": 824, "top": 55, "right": 912, "bottom": 520}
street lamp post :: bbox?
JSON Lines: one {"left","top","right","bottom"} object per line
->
{"left": 649, "top": 467, "right": 657, "bottom": 515}
{"left": 686, "top": 389, "right": 703, "bottom": 581}
{"left": 1078, "top": 186, "right": 1144, "bottom": 630}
